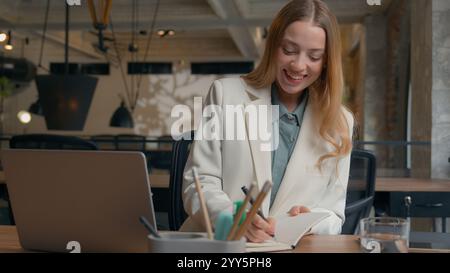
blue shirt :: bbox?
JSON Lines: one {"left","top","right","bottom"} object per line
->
{"left": 270, "top": 84, "right": 308, "bottom": 206}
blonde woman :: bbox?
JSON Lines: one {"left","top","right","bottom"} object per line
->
{"left": 181, "top": 0, "right": 354, "bottom": 242}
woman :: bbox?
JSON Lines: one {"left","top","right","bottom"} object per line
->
{"left": 180, "top": 0, "right": 354, "bottom": 242}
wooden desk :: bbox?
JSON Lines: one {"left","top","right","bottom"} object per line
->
{"left": 374, "top": 178, "right": 450, "bottom": 230}
{"left": 0, "top": 226, "right": 25, "bottom": 253}
{"left": 294, "top": 235, "right": 360, "bottom": 253}
{"left": 376, "top": 178, "right": 450, "bottom": 192}
{"left": 0, "top": 226, "right": 364, "bottom": 253}
{"left": 3, "top": 171, "right": 450, "bottom": 192}
{"left": 1, "top": 226, "right": 448, "bottom": 253}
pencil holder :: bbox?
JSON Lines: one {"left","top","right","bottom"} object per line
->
{"left": 147, "top": 231, "right": 246, "bottom": 253}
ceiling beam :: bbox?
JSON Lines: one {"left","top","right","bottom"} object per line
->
{"left": 207, "top": 0, "right": 262, "bottom": 59}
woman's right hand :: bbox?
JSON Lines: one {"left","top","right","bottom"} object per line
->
{"left": 245, "top": 215, "right": 276, "bottom": 243}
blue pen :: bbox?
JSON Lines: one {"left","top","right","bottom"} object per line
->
{"left": 214, "top": 211, "right": 234, "bottom": 241}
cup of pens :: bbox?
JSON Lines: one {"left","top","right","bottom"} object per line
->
{"left": 144, "top": 167, "right": 266, "bottom": 253}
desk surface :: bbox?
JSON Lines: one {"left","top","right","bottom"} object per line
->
{"left": 2, "top": 171, "right": 450, "bottom": 192}
{"left": 1, "top": 226, "right": 448, "bottom": 253}
{"left": 0, "top": 225, "right": 362, "bottom": 253}
{"left": 376, "top": 178, "right": 450, "bottom": 192}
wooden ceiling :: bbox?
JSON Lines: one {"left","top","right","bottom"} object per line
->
{"left": 0, "top": 0, "right": 392, "bottom": 61}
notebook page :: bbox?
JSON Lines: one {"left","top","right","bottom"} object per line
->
{"left": 275, "top": 212, "right": 330, "bottom": 247}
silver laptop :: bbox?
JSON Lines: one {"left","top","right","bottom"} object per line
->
{"left": 1, "top": 149, "right": 157, "bottom": 253}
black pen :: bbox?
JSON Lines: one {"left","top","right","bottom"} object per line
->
{"left": 241, "top": 186, "right": 268, "bottom": 222}
{"left": 139, "top": 216, "right": 161, "bottom": 238}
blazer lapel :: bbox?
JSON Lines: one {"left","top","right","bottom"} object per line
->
{"left": 270, "top": 102, "right": 315, "bottom": 214}
{"left": 242, "top": 81, "right": 273, "bottom": 217}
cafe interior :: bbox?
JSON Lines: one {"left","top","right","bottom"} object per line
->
{"left": 0, "top": 0, "right": 449, "bottom": 252}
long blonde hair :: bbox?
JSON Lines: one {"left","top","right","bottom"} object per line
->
{"left": 243, "top": 0, "right": 352, "bottom": 166}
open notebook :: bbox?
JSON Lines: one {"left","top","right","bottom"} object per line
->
{"left": 246, "top": 212, "right": 330, "bottom": 252}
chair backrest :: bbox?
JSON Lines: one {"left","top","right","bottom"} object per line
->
{"left": 149, "top": 135, "right": 173, "bottom": 171}
{"left": 10, "top": 134, "right": 98, "bottom": 150}
{"left": 341, "top": 149, "right": 376, "bottom": 234}
{"left": 168, "top": 131, "right": 194, "bottom": 231}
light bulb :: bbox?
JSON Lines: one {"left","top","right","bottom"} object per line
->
{"left": 17, "top": 111, "right": 32, "bottom": 124}
{"left": 0, "top": 32, "right": 7, "bottom": 42}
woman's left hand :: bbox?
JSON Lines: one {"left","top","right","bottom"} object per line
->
{"left": 288, "top": 205, "right": 311, "bottom": 216}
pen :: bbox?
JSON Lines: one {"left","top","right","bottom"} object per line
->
{"left": 234, "top": 181, "right": 272, "bottom": 240}
{"left": 139, "top": 216, "right": 161, "bottom": 238}
{"left": 241, "top": 186, "right": 268, "bottom": 222}
{"left": 192, "top": 167, "right": 214, "bottom": 240}
{"left": 227, "top": 184, "right": 255, "bottom": 240}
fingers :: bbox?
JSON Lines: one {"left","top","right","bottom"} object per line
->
{"left": 288, "top": 205, "right": 311, "bottom": 216}
{"left": 244, "top": 215, "right": 276, "bottom": 242}
{"left": 266, "top": 217, "right": 276, "bottom": 236}
{"left": 252, "top": 214, "right": 271, "bottom": 231}
{"left": 245, "top": 223, "right": 273, "bottom": 243}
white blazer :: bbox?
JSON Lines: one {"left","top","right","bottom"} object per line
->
{"left": 180, "top": 77, "right": 354, "bottom": 235}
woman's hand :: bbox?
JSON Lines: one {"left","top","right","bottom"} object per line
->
{"left": 245, "top": 215, "right": 276, "bottom": 243}
{"left": 288, "top": 205, "right": 311, "bottom": 216}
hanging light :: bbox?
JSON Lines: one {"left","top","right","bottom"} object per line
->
{"left": 17, "top": 111, "right": 32, "bottom": 124}
{"left": 157, "top": 29, "right": 175, "bottom": 38}
{"left": 4, "top": 30, "right": 13, "bottom": 50}
{"left": 0, "top": 31, "right": 7, "bottom": 42}
{"left": 109, "top": 101, "right": 134, "bottom": 128}
{"left": 28, "top": 98, "right": 43, "bottom": 116}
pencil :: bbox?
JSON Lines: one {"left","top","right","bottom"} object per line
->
{"left": 227, "top": 184, "right": 256, "bottom": 241}
{"left": 192, "top": 167, "right": 214, "bottom": 240}
{"left": 241, "top": 186, "right": 268, "bottom": 221}
{"left": 233, "top": 181, "right": 272, "bottom": 241}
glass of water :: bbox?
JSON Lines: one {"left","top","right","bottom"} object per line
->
{"left": 360, "top": 217, "right": 409, "bottom": 253}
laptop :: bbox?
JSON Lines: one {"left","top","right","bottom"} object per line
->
{"left": 1, "top": 149, "right": 157, "bottom": 253}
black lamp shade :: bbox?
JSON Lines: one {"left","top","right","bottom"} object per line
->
{"left": 110, "top": 101, "right": 134, "bottom": 128}
{"left": 28, "top": 99, "right": 43, "bottom": 116}
{"left": 35, "top": 75, "right": 97, "bottom": 130}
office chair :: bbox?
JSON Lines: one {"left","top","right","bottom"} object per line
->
{"left": 341, "top": 149, "right": 377, "bottom": 234}
{"left": 168, "top": 131, "right": 194, "bottom": 231}
{"left": 4, "top": 134, "right": 99, "bottom": 225}
{"left": 148, "top": 135, "right": 173, "bottom": 172}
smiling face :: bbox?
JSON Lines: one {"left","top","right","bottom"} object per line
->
{"left": 275, "top": 20, "right": 326, "bottom": 98}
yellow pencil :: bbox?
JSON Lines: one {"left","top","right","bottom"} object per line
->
{"left": 233, "top": 181, "right": 272, "bottom": 241}
{"left": 226, "top": 183, "right": 256, "bottom": 241}
{"left": 192, "top": 167, "right": 214, "bottom": 240}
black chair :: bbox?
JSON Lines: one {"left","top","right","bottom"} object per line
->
{"left": 3, "top": 134, "right": 99, "bottom": 225}
{"left": 149, "top": 135, "right": 173, "bottom": 172}
{"left": 168, "top": 131, "right": 194, "bottom": 231}
{"left": 10, "top": 134, "right": 98, "bottom": 150}
{"left": 341, "top": 149, "right": 377, "bottom": 234}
